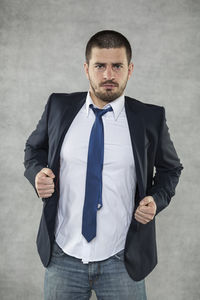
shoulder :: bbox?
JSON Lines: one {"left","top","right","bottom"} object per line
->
{"left": 125, "top": 96, "right": 166, "bottom": 131}
{"left": 125, "top": 95, "right": 164, "bottom": 113}
{"left": 48, "top": 91, "right": 87, "bottom": 106}
{"left": 42, "top": 92, "right": 87, "bottom": 119}
{"left": 125, "top": 95, "right": 165, "bottom": 120}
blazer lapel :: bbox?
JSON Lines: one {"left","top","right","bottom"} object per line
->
{"left": 125, "top": 96, "right": 147, "bottom": 200}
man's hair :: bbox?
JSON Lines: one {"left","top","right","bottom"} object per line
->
{"left": 85, "top": 30, "right": 132, "bottom": 65}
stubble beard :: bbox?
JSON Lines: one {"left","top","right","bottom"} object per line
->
{"left": 89, "top": 75, "right": 129, "bottom": 102}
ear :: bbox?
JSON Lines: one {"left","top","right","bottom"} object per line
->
{"left": 84, "top": 62, "right": 89, "bottom": 80}
{"left": 128, "top": 62, "right": 134, "bottom": 79}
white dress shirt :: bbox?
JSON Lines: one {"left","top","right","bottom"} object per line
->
{"left": 54, "top": 91, "right": 137, "bottom": 263}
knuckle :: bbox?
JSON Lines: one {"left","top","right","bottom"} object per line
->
{"left": 43, "top": 194, "right": 51, "bottom": 198}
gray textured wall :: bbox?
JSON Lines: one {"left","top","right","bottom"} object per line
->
{"left": 0, "top": 0, "right": 199, "bottom": 299}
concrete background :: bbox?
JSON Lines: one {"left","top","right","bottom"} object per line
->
{"left": 0, "top": 0, "right": 199, "bottom": 299}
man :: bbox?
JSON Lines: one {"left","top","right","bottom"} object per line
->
{"left": 24, "top": 30, "right": 183, "bottom": 300}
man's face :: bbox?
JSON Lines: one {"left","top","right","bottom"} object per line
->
{"left": 84, "top": 47, "right": 134, "bottom": 103}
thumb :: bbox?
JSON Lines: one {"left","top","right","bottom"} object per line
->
{"left": 139, "top": 196, "right": 153, "bottom": 206}
{"left": 41, "top": 168, "right": 55, "bottom": 178}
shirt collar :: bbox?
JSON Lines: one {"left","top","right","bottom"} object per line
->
{"left": 85, "top": 91, "right": 125, "bottom": 121}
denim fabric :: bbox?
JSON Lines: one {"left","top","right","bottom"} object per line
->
{"left": 44, "top": 241, "right": 147, "bottom": 300}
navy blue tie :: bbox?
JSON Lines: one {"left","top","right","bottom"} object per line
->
{"left": 82, "top": 103, "right": 113, "bottom": 242}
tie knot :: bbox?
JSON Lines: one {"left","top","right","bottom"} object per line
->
{"left": 89, "top": 104, "right": 113, "bottom": 118}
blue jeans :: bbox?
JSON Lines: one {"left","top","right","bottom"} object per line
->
{"left": 44, "top": 241, "right": 147, "bottom": 300}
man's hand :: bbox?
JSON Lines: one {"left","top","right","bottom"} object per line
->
{"left": 35, "top": 168, "right": 55, "bottom": 198}
{"left": 134, "top": 196, "right": 157, "bottom": 224}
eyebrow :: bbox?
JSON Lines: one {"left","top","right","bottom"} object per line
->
{"left": 94, "top": 62, "right": 124, "bottom": 65}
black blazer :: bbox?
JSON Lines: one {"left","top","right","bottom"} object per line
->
{"left": 24, "top": 92, "right": 183, "bottom": 281}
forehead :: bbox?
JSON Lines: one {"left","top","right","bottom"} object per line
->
{"left": 90, "top": 47, "right": 127, "bottom": 63}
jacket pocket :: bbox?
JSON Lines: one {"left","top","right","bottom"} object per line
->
{"left": 51, "top": 241, "right": 65, "bottom": 257}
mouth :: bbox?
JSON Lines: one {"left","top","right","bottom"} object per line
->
{"left": 102, "top": 84, "right": 117, "bottom": 88}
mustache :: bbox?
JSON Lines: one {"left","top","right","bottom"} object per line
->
{"left": 100, "top": 81, "right": 118, "bottom": 87}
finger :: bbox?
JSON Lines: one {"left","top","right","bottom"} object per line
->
{"left": 135, "top": 207, "right": 155, "bottom": 220}
{"left": 136, "top": 208, "right": 154, "bottom": 217}
{"left": 39, "top": 193, "right": 53, "bottom": 198}
{"left": 138, "top": 205, "right": 155, "bottom": 214}
{"left": 139, "top": 196, "right": 154, "bottom": 206}
{"left": 37, "top": 185, "right": 54, "bottom": 191}
{"left": 39, "top": 181, "right": 54, "bottom": 187}
{"left": 37, "top": 177, "right": 54, "bottom": 185}
{"left": 135, "top": 210, "right": 154, "bottom": 221}
{"left": 134, "top": 214, "right": 148, "bottom": 224}
{"left": 41, "top": 168, "right": 55, "bottom": 179}
{"left": 135, "top": 210, "right": 153, "bottom": 223}
{"left": 39, "top": 193, "right": 54, "bottom": 198}
{"left": 38, "top": 188, "right": 55, "bottom": 196}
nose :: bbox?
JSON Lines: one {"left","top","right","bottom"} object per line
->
{"left": 103, "top": 66, "right": 114, "bottom": 80}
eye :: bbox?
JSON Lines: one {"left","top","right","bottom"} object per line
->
{"left": 113, "top": 64, "right": 122, "bottom": 69}
{"left": 95, "top": 64, "right": 105, "bottom": 69}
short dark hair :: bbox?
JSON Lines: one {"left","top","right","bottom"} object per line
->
{"left": 85, "top": 30, "right": 132, "bottom": 65}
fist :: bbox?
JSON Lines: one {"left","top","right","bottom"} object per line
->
{"left": 134, "top": 196, "right": 157, "bottom": 224}
{"left": 35, "top": 168, "right": 55, "bottom": 198}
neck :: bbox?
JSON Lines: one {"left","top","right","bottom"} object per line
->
{"left": 89, "top": 90, "right": 110, "bottom": 109}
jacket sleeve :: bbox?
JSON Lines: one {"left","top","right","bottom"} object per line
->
{"left": 148, "top": 107, "right": 184, "bottom": 215}
{"left": 23, "top": 93, "right": 53, "bottom": 197}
